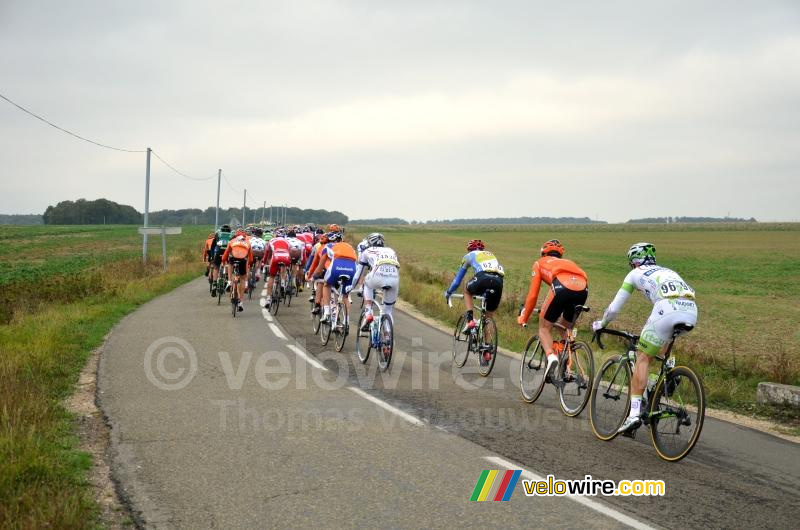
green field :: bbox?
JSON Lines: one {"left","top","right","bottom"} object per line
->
{"left": 0, "top": 225, "right": 211, "bottom": 528}
{"left": 349, "top": 224, "right": 800, "bottom": 419}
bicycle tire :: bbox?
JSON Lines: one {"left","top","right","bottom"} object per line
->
{"left": 355, "top": 310, "right": 371, "bottom": 364}
{"left": 558, "top": 341, "right": 594, "bottom": 417}
{"left": 589, "top": 355, "right": 631, "bottom": 441}
{"left": 649, "top": 365, "right": 705, "bottom": 462}
{"left": 334, "top": 302, "right": 348, "bottom": 352}
{"left": 320, "top": 309, "right": 332, "bottom": 346}
{"left": 312, "top": 309, "right": 321, "bottom": 335}
{"left": 217, "top": 278, "right": 224, "bottom": 305}
{"left": 519, "top": 336, "right": 547, "bottom": 403}
{"left": 270, "top": 280, "right": 281, "bottom": 316}
{"left": 231, "top": 296, "right": 238, "bottom": 318}
{"left": 452, "top": 314, "right": 470, "bottom": 368}
{"left": 477, "top": 316, "right": 498, "bottom": 377}
{"left": 377, "top": 314, "right": 393, "bottom": 372}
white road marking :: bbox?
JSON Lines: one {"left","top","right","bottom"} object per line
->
{"left": 348, "top": 387, "right": 426, "bottom": 427}
{"left": 287, "top": 344, "right": 327, "bottom": 371}
{"left": 483, "top": 456, "right": 654, "bottom": 530}
{"left": 268, "top": 323, "right": 286, "bottom": 340}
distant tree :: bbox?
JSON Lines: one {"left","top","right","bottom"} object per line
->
{"left": 43, "top": 198, "right": 140, "bottom": 224}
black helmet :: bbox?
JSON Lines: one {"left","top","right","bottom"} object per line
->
{"left": 221, "top": 224, "right": 231, "bottom": 232}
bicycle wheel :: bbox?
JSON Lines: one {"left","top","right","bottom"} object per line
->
{"left": 320, "top": 307, "right": 332, "bottom": 346}
{"left": 231, "top": 294, "right": 238, "bottom": 318}
{"left": 334, "top": 302, "right": 348, "bottom": 352}
{"left": 589, "top": 355, "right": 631, "bottom": 441}
{"left": 355, "top": 310, "right": 371, "bottom": 364}
{"left": 270, "top": 280, "right": 281, "bottom": 315}
{"left": 452, "top": 314, "right": 470, "bottom": 368}
{"left": 286, "top": 278, "right": 294, "bottom": 307}
{"left": 312, "top": 308, "right": 321, "bottom": 335}
{"left": 519, "top": 336, "right": 547, "bottom": 403}
{"left": 377, "top": 315, "right": 393, "bottom": 372}
{"left": 477, "top": 317, "right": 498, "bottom": 377}
{"left": 558, "top": 341, "right": 594, "bottom": 417}
{"left": 217, "top": 278, "right": 224, "bottom": 305}
{"left": 649, "top": 366, "right": 705, "bottom": 462}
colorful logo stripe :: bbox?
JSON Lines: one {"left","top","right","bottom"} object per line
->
{"left": 470, "top": 469, "right": 522, "bottom": 501}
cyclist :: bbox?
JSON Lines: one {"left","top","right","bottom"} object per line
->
{"left": 209, "top": 224, "right": 233, "bottom": 297}
{"left": 264, "top": 230, "right": 292, "bottom": 309}
{"left": 202, "top": 231, "right": 215, "bottom": 278}
{"left": 517, "top": 239, "right": 589, "bottom": 380}
{"left": 285, "top": 230, "right": 306, "bottom": 292}
{"left": 592, "top": 242, "right": 698, "bottom": 433}
{"left": 351, "top": 233, "right": 400, "bottom": 331}
{"left": 305, "top": 232, "right": 329, "bottom": 313}
{"left": 444, "top": 240, "right": 504, "bottom": 363}
{"left": 221, "top": 233, "right": 253, "bottom": 312}
{"left": 249, "top": 228, "right": 267, "bottom": 285}
{"left": 312, "top": 231, "right": 357, "bottom": 324}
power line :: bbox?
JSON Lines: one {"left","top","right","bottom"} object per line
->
{"left": 151, "top": 150, "right": 215, "bottom": 181}
{"left": 221, "top": 171, "right": 241, "bottom": 194}
{"left": 0, "top": 91, "right": 145, "bottom": 153}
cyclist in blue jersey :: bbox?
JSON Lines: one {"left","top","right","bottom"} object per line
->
{"left": 445, "top": 240, "right": 505, "bottom": 333}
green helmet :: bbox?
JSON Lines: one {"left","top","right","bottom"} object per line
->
{"left": 627, "top": 242, "right": 656, "bottom": 267}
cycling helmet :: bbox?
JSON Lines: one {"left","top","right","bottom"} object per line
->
{"left": 252, "top": 228, "right": 263, "bottom": 237}
{"left": 467, "top": 239, "right": 485, "bottom": 252}
{"left": 540, "top": 239, "right": 565, "bottom": 257}
{"left": 327, "top": 231, "right": 342, "bottom": 242}
{"left": 628, "top": 242, "right": 656, "bottom": 267}
{"left": 221, "top": 224, "right": 231, "bottom": 232}
{"left": 367, "top": 232, "right": 385, "bottom": 247}
{"left": 328, "top": 224, "right": 340, "bottom": 233}
{"left": 207, "top": 232, "right": 215, "bottom": 238}
{"left": 287, "top": 230, "right": 297, "bottom": 238}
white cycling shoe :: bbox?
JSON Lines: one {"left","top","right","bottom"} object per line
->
{"left": 617, "top": 415, "right": 642, "bottom": 433}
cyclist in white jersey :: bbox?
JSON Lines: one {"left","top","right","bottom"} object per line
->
{"left": 350, "top": 233, "right": 400, "bottom": 331}
{"left": 593, "top": 242, "right": 698, "bottom": 433}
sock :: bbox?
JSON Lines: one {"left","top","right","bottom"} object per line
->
{"left": 324, "top": 306, "right": 330, "bottom": 316}
{"left": 466, "top": 310, "right": 474, "bottom": 322}
{"left": 630, "top": 396, "right": 642, "bottom": 418}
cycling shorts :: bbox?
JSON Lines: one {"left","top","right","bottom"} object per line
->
{"left": 324, "top": 258, "right": 356, "bottom": 288}
{"left": 465, "top": 272, "right": 503, "bottom": 312}
{"left": 364, "top": 267, "right": 399, "bottom": 306}
{"left": 228, "top": 258, "right": 248, "bottom": 277}
{"left": 541, "top": 278, "right": 589, "bottom": 324}
{"left": 639, "top": 298, "right": 698, "bottom": 356}
{"left": 268, "top": 254, "right": 291, "bottom": 277}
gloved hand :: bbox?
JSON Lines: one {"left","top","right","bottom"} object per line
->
{"left": 344, "top": 285, "right": 352, "bottom": 294}
{"left": 592, "top": 320, "right": 604, "bottom": 332}
{"left": 444, "top": 291, "right": 451, "bottom": 303}
{"left": 516, "top": 314, "right": 527, "bottom": 326}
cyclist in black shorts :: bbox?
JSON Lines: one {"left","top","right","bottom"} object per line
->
{"left": 517, "top": 239, "right": 589, "bottom": 378}
{"left": 445, "top": 239, "right": 505, "bottom": 331}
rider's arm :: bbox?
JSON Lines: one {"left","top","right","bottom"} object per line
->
{"left": 446, "top": 258, "right": 469, "bottom": 296}
{"left": 220, "top": 245, "right": 231, "bottom": 263}
{"left": 601, "top": 272, "right": 636, "bottom": 326}
{"left": 520, "top": 262, "right": 543, "bottom": 323}
{"left": 352, "top": 249, "right": 369, "bottom": 288}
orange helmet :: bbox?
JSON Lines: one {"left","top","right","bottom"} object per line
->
{"left": 540, "top": 239, "right": 564, "bottom": 257}
{"left": 467, "top": 239, "right": 485, "bottom": 252}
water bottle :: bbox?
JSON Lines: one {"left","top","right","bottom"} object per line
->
{"left": 371, "top": 318, "right": 380, "bottom": 345}
{"left": 666, "top": 357, "right": 675, "bottom": 370}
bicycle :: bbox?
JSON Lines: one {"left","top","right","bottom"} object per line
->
{"left": 448, "top": 292, "right": 498, "bottom": 377}
{"left": 309, "top": 284, "right": 321, "bottom": 335}
{"left": 246, "top": 259, "right": 260, "bottom": 300}
{"left": 589, "top": 325, "right": 705, "bottom": 462}
{"left": 320, "top": 275, "right": 350, "bottom": 351}
{"left": 518, "top": 305, "right": 594, "bottom": 416}
{"left": 269, "top": 263, "right": 288, "bottom": 315}
{"left": 355, "top": 287, "right": 393, "bottom": 371}
{"left": 229, "top": 263, "right": 245, "bottom": 318}
{"left": 215, "top": 266, "right": 228, "bottom": 306}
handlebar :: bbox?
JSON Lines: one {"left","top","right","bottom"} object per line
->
{"left": 592, "top": 327, "right": 639, "bottom": 350}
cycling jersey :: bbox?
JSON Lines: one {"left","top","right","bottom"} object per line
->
{"left": 354, "top": 246, "right": 400, "bottom": 286}
{"left": 323, "top": 242, "right": 357, "bottom": 262}
{"left": 221, "top": 236, "right": 253, "bottom": 265}
{"left": 212, "top": 230, "right": 232, "bottom": 257}
{"left": 601, "top": 264, "right": 697, "bottom": 355}
{"left": 520, "top": 256, "right": 588, "bottom": 322}
{"left": 356, "top": 238, "right": 370, "bottom": 255}
{"left": 446, "top": 250, "right": 504, "bottom": 296}
{"left": 249, "top": 237, "right": 266, "bottom": 254}
{"left": 203, "top": 236, "right": 215, "bottom": 261}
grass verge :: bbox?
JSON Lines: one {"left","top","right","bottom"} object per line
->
{"left": 0, "top": 225, "right": 209, "bottom": 528}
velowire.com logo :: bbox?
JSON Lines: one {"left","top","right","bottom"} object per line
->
{"left": 470, "top": 470, "right": 522, "bottom": 501}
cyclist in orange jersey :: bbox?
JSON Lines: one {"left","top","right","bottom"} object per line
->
{"left": 202, "top": 232, "right": 215, "bottom": 277}
{"left": 517, "top": 239, "right": 589, "bottom": 379}
{"left": 305, "top": 233, "right": 329, "bottom": 314}
{"left": 312, "top": 231, "right": 357, "bottom": 324}
{"left": 221, "top": 234, "right": 254, "bottom": 312}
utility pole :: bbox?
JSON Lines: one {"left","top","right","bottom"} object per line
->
{"left": 142, "top": 147, "right": 151, "bottom": 263}
{"left": 261, "top": 201, "right": 266, "bottom": 223}
{"left": 242, "top": 189, "right": 247, "bottom": 226}
{"left": 214, "top": 169, "right": 221, "bottom": 230}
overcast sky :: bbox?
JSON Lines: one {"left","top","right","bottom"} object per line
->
{"left": 2, "top": 0, "right": 799, "bottom": 222}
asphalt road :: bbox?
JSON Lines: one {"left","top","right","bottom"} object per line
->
{"left": 98, "top": 278, "right": 799, "bottom": 529}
